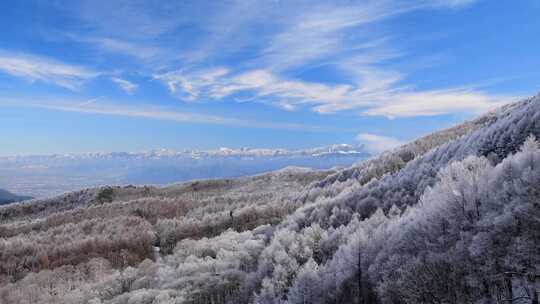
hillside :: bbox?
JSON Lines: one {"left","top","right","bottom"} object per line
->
{"left": 0, "top": 94, "right": 539, "bottom": 304}
{"left": 0, "top": 188, "right": 32, "bottom": 206}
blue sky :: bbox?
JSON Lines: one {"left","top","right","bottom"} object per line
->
{"left": 0, "top": 0, "right": 539, "bottom": 156}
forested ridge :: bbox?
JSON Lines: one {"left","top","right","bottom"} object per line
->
{"left": 1, "top": 93, "right": 539, "bottom": 304}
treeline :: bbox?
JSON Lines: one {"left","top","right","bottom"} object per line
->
{"left": 0, "top": 216, "right": 155, "bottom": 282}
{"left": 0, "top": 167, "right": 332, "bottom": 301}
{"left": 253, "top": 94, "right": 540, "bottom": 304}
{"left": 255, "top": 137, "right": 540, "bottom": 304}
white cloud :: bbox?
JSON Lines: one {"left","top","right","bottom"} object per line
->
{"left": 70, "top": 36, "right": 162, "bottom": 60}
{"left": 111, "top": 77, "right": 137, "bottom": 94}
{"left": 72, "top": 1, "right": 190, "bottom": 39}
{"left": 66, "top": 0, "right": 501, "bottom": 119}
{"left": 153, "top": 68, "right": 230, "bottom": 101}
{"left": 356, "top": 133, "right": 403, "bottom": 154}
{"left": 224, "top": 69, "right": 362, "bottom": 110}
{"left": 431, "top": 0, "right": 479, "bottom": 8}
{"left": 155, "top": 68, "right": 368, "bottom": 109}
{"left": 259, "top": 2, "right": 413, "bottom": 71}
{"left": 147, "top": 0, "right": 505, "bottom": 118}
{"left": 0, "top": 97, "right": 325, "bottom": 132}
{"left": 0, "top": 51, "right": 98, "bottom": 90}
{"left": 155, "top": 66, "right": 513, "bottom": 118}
{"left": 66, "top": 1, "right": 458, "bottom": 67}
{"left": 363, "top": 90, "right": 510, "bottom": 118}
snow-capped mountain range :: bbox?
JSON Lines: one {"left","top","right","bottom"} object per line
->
{"left": 0, "top": 144, "right": 369, "bottom": 198}
{"left": 1, "top": 144, "right": 368, "bottom": 160}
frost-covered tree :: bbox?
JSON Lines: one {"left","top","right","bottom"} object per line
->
{"left": 287, "top": 258, "right": 322, "bottom": 304}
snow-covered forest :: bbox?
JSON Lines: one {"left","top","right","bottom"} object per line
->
{"left": 1, "top": 93, "right": 539, "bottom": 304}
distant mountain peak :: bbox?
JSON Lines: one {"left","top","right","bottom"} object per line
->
{"left": 2, "top": 144, "right": 369, "bottom": 160}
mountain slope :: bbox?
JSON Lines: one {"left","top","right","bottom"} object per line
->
{"left": 0, "top": 188, "right": 32, "bottom": 205}
{"left": 0, "top": 94, "right": 539, "bottom": 304}
{"left": 254, "top": 94, "right": 540, "bottom": 304}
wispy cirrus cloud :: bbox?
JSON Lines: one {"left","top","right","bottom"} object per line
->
{"left": 68, "top": 35, "right": 163, "bottom": 60}
{"left": 154, "top": 66, "right": 513, "bottom": 118}
{"left": 257, "top": 2, "right": 412, "bottom": 71}
{"left": 0, "top": 51, "right": 98, "bottom": 90}
{"left": 431, "top": 0, "right": 479, "bottom": 8}
{"left": 153, "top": 68, "right": 230, "bottom": 101}
{"left": 47, "top": 0, "right": 498, "bottom": 119}
{"left": 144, "top": 0, "right": 505, "bottom": 118}
{"left": 70, "top": 0, "right": 190, "bottom": 39}
{"left": 0, "top": 97, "right": 327, "bottom": 132}
{"left": 111, "top": 77, "right": 137, "bottom": 94}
